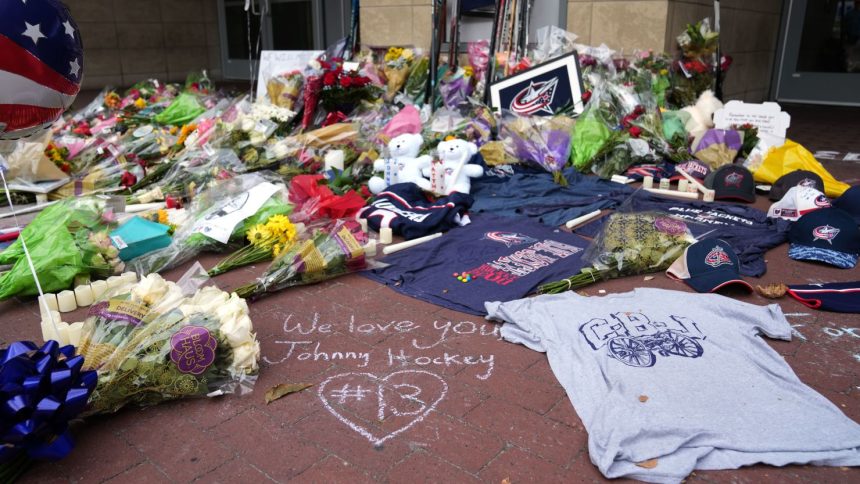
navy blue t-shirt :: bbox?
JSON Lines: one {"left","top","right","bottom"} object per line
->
{"left": 624, "top": 191, "right": 790, "bottom": 277}
{"left": 470, "top": 166, "right": 634, "bottom": 227}
{"left": 363, "top": 214, "right": 590, "bottom": 315}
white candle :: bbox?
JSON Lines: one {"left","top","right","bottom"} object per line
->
{"left": 362, "top": 240, "right": 377, "bottom": 258}
{"left": 678, "top": 179, "right": 689, "bottom": 193}
{"left": 687, "top": 182, "right": 698, "bottom": 193}
{"left": 359, "top": 218, "right": 368, "bottom": 233}
{"left": 659, "top": 178, "right": 671, "bottom": 190}
{"left": 40, "top": 311, "right": 62, "bottom": 343}
{"left": 67, "top": 322, "right": 84, "bottom": 347}
{"left": 324, "top": 150, "right": 345, "bottom": 171}
{"left": 91, "top": 280, "right": 108, "bottom": 300}
{"left": 703, "top": 190, "right": 716, "bottom": 202}
{"left": 38, "top": 293, "right": 59, "bottom": 316}
{"left": 107, "top": 276, "right": 122, "bottom": 289}
{"left": 57, "top": 290, "right": 77, "bottom": 313}
{"left": 380, "top": 227, "right": 393, "bottom": 244}
{"left": 383, "top": 232, "right": 443, "bottom": 255}
{"left": 644, "top": 187, "right": 699, "bottom": 199}
{"left": 565, "top": 209, "right": 603, "bottom": 229}
{"left": 74, "top": 285, "right": 95, "bottom": 307}
{"left": 643, "top": 176, "right": 654, "bottom": 189}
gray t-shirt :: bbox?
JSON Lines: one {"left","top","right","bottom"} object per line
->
{"left": 486, "top": 288, "right": 860, "bottom": 483}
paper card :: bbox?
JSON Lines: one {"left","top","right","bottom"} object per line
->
{"left": 193, "top": 181, "right": 281, "bottom": 244}
{"left": 256, "top": 50, "right": 323, "bottom": 102}
{"left": 489, "top": 52, "right": 586, "bottom": 117}
{"left": 713, "top": 101, "right": 791, "bottom": 139}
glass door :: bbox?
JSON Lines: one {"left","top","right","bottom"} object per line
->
{"left": 774, "top": 0, "right": 860, "bottom": 105}
{"left": 218, "top": 0, "right": 349, "bottom": 79}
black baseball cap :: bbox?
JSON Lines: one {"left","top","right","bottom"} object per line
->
{"left": 788, "top": 208, "right": 860, "bottom": 269}
{"left": 769, "top": 170, "right": 825, "bottom": 201}
{"left": 667, "top": 238, "right": 752, "bottom": 293}
{"left": 704, "top": 165, "right": 756, "bottom": 203}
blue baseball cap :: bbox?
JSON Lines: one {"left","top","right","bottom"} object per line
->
{"left": 832, "top": 186, "right": 860, "bottom": 224}
{"left": 788, "top": 208, "right": 860, "bottom": 269}
{"left": 787, "top": 281, "right": 860, "bottom": 313}
{"left": 666, "top": 238, "right": 752, "bottom": 293}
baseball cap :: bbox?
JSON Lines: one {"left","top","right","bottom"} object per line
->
{"left": 832, "top": 186, "right": 860, "bottom": 224}
{"left": 704, "top": 165, "right": 756, "bottom": 203}
{"left": 769, "top": 170, "right": 825, "bottom": 201}
{"left": 667, "top": 238, "right": 752, "bottom": 293}
{"left": 670, "top": 160, "right": 711, "bottom": 182}
{"left": 787, "top": 281, "right": 860, "bottom": 313}
{"left": 767, "top": 186, "right": 831, "bottom": 221}
{"left": 788, "top": 208, "right": 860, "bottom": 269}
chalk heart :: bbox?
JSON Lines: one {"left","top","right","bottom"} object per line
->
{"left": 318, "top": 370, "right": 448, "bottom": 446}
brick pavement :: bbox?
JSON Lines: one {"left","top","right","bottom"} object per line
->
{"left": 2, "top": 105, "right": 859, "bottom": 483}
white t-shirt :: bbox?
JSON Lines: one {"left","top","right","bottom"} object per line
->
{"left": 487, "top": 288, "right": 860, "bottom": 483}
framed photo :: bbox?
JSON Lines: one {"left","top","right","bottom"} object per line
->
{"left": 489, "top": 52, "right": 585, "bottom": 117}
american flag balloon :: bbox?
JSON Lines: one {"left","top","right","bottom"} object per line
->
{"left": 0, "top": 0, "right": 83, "bottom": 140}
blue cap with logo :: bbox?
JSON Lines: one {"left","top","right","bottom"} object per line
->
{"left": 788, "top": 208, "right": 860, "bottom": 269}
{"left": 832, "top": 186, "right": 860, "bottom": 224}
{"left": 667, "top": 238, "right": 752, "bottom": 293}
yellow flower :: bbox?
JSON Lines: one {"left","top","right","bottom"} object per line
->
{"left": 272, "top": 243, "right": 282, "bottom": 257}
{"left": 659, "top": 68, "right": 668, "bottom": 76}
{"left": 463, "top": 66, "right": 474, "bottom": 77}
{"left": 134, "top": 98, "right": 146, "bottom": 109}
{"left": 247, "top": 225, "right": 272, "bottom": 247}
{"left": 402, "top": 49, "right": 414, "bottom": 60}
{"left": 157, "top": 209, "right": 169, "bottom": 226}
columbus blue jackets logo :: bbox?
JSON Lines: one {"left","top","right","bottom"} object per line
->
{"left": 723, "top": 172, "right": 744, "bottom": 188}
{"left": 483, "top": 231, "right": 537, "bottom": 247}
{"left": 510, "top": 78, "right": 559, "bottom": 115}
{"left": 814, "top": 194, "right": 830, "bottom": 207}
{"left": 798, "top": 178, "right": 818, "bottom": 188}
{"left": 704, "top": 245, "right": 732, "bottom": 268}
{"left": 812, "top": 225, "right": 840, "bottom": 244}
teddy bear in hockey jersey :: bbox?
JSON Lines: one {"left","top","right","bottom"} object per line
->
{"left": 424, "top": 138, "right": 482, "bottom": 195}
{"left": 368, "top": 133, "right": 432, "bottom": 194}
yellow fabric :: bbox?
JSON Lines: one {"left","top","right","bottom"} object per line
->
{"left": 755, "top": 139, "right": 849, "bottom": 198}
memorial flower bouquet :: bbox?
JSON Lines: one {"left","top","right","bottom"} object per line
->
{"left": 499, "top": 114, "right": 574, "bottom": 185}
{"left": 266, "top": 70, "right": 304, "bottom": 111}
{"left": 539, "top": 211, "right": 697, "bottom": 293}
{"left": 669, "top": 19, "right": 726, "bottom": 107}
{"left": 207, "top": 214, "right": 300, "bottom": 276}
{"left": 317, "top": 59, "right": 379, "bottom": 113}
{"left": 77, "top": 272, "right": 259, "bottom": 416}
{"left": 0, "top": 197, "right": 124, "bottom": 299}
{"left": 383, "top": 47, "right": 414, "bottom": 100}
{"left": 234, "top": 219, "right": 370, "bottom": 299}
{"left": 127, "top": 173, "right": 292, "bottom": 274}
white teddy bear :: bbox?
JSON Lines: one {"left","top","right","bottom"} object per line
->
{"left": 425, "top": 138, "right": 482, "bottom": 195}
{"left": 681, "top": 90, "right": 724, "bottom": 141}
{"left": 368, "top": 133, "right": 432, "bottom": 194}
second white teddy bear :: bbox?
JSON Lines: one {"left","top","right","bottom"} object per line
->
{"left": 424, "top": 138, "right": 483, "bottom": 195}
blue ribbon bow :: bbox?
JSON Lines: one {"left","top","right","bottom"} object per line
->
{"left": 1, "top": 341, "right": 97, "bottom": 463}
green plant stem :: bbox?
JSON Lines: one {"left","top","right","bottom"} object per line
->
{"left": 208, "top": 245, "right": 272, "bottom": 277}
{"left": 537, "top": 268, "right": 607, "bottom": 294}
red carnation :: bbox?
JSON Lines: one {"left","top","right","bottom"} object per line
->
{"left": 629, "top": 126, "right": 642, "bottom": 138}
{"left": 120, "top": 171, "right": 137, "bottom": 188}
{"left": 323, "top": 71, "right": 336, "bottom": 86}
{"left": 340, "top": 76, "right": 352, "bottom": 88}
{"left": 633, "top": 105, "right": 645, "bottom": 116}
{"left": 581, "top": 90, "right": 592, "bottom": 103}
{"left": 165, "top": 195, "right": 181, "bottom": 209}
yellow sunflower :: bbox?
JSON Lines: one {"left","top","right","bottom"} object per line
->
{"left": 247, "top": 224, "right": 272, "bottom": 247}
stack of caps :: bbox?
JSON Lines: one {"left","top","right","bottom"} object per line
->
{"left": 767, "top": 186, "right": 830, "bottom": 221}
{"left": 768, "top": 170, "right": 825, "bottom": 201}
{"left": 788, "top": 208, "right": 860, "bottom": 269}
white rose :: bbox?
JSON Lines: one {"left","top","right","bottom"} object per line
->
{"left": 240, "top": 117, "right": 256, "bottom": 132}
{"left": 221, "top": 314, "right": 254, "bottom": 348}
{"left": 190, "top": 286, "right": 229, "bottom": 306}
{"left": 231, "top": 341, "right": 260, "bottom": 373}
{"left": 272, "top": 141, "right": 289, "bottom": 159}
{"left": 215, "top": 293, "right": 249, "bottom": 324}
{"left": 131, "top": 274, "right": 169, "bottom": 305}
{"left": 150, "top": 282, "right": 186, "bottom": 314}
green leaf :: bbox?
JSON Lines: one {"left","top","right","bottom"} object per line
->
{"left": 264, "top": 383, "right": 313, "bottom": 404}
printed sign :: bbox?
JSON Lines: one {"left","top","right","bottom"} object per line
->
{"left": 193, "top": 181, "right": 281, "bottom": 244}
{"left": 489, "top": 52, "right": 585, "bottom": 117}
{"left": 255, "top": 50, "right": 323, "bottom": 102}
{"left": 713, "top": 101, "right": 791, "bottom": 140}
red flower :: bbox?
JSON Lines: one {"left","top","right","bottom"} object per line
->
{"left": 120, "top": 171, "right": 137, "bottom": 188}
{"left": 340, "top": 76, "right": 353, "bottom": 88}
{"left": 165, "top": 195, "right": 181, "bottom": 209}
{"left": 581, "top": 90, "right": 592, "bottom": 103}
{"left": 360, "top": 184, "right": 371, "bottom": 198}
{"left": 720, "top": 55, "right": 733, "bottom": 72}
{"left": 323, "top": 71, "right": 336, "bottom": 86}
{"left": 633, "top": 105, "right": 645, "bottom": 116}
{"left": 629, "top": 126, "right": 642, "bottom": 138}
